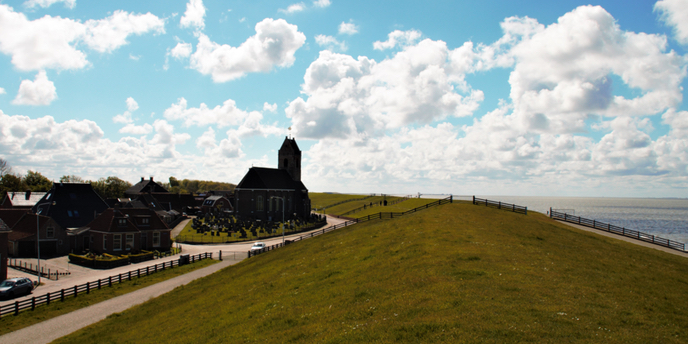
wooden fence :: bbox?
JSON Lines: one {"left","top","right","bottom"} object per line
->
{"left": 312, "top": 194, "right": 376, "bottom": 211}
{"left": 472, "top": 196, "right": 527, "bottom": 215}
{"left": 249, "top": 196, "right": 453, "bottom": 257}
{"left": 0, "top": 252, "right": 213, "bottom": 318}
{"left": 340, "top": 195, "right": 414, "bottom": 216}
{"left": 550, "top": 209, "right": 686, "bottom": 252}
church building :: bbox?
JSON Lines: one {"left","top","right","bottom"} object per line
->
{"left": 234, "top": 137, "right": 311, "bottom": 221}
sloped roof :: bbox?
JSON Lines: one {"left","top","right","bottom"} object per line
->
{"left": 279, "top": 137, "right": 301, "bottom": 153}
{"left": 2, "top": 191, "right": 47, "bottom": 208}
{"left": 118, "top": 207, "right": 170, "bottom": 231}
{"left": 0, "top": 218, "right": 9, "bottom": 232}
{"left": 0, "top": 209, "right": 31, "bottom": 228}
{"left": 235, "top": 167, "right": 307, "bottom": 191}
{"left": 8, "top": 213, "right": 55, "bottom": 241}
{"left": 125, "top": 178, "right": 169, "bottom": 196}
{"left": 133, "top": 193, "right": 197, "bottom": 212}
{"left": 32, "top": 183, "right": 109, "bottom": 229}
{"left": 83, "top": 208, "right": 140, "bottom": 234}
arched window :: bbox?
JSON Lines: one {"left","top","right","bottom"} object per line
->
{"left": 257, "top": 196, "right": 264, "bottom": 211}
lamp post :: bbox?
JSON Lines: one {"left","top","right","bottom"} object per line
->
{"left": 35, "top": 205, "right": 43, "bottom": 285}
{"left": 270, "top": 196, "right": 285, "bottom": 246}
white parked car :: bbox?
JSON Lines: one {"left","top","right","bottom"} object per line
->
{"left": 250, "top": 242, "right": 266, "bottom": 251}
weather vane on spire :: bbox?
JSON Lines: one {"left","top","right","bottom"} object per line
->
{"left": 288, "top": 126, "right": 292, "bottom": 139}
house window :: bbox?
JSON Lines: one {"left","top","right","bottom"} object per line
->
{"left": 153, "top": 232, "right": 160, "bottom": 247}
{"left": 113, "top": 234, "right": 122, "bottom": 251}
{"left": 46, "top": 227, "right": 54, "bottom": 238}
{"left": 126, "top": 234, "right": 134, "bottom": 250}
{"left": 104, "top": 235, "right": 107, "bottom": 250}
{"left": 256, "top": 196, "right": 264, "bottom": 211}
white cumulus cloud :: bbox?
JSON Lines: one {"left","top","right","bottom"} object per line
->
{"left": 655, "top": 0, "right": 688, "bottom": 45}
{"left": 286, "top": 39, "right": 483, "bottom": 139}
{"left": 12, "top": 70, "right": 57, "bottom": 106}
{"left": 263, "top": 102, "right": 278, "bottom": 112}
{"left": 170, "top": 42, "right": 192, "bottom": 59}
{"left": 315, "top": 34, "right": 347, "bottom": 52}
{"left": 180, "top": 0, "right": 206, "bottom": 31}
{"left": 313, "top": 0, "right": 331, "bottom": 8}
{"left": 189, "top": 18, "right": 306, "bottom": 82}
{"left": 24, "top": 0, "right": 75, "bottom": 9}
{"left": 373, "top": 30, "right": 422, "bottom": 50}
{"left": 338, "top": 20, "right": 358, "bottom": 35}
{"left": 0, "top": 5, "right": 165, "bottom": 71}
{"left": 280, "top": 3, "right": 305, "bottom": 14}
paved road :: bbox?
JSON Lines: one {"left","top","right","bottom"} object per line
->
{"left": 557, "top": 220, "right": 688, "bottom": 259}
{"left": 0, "top": 215, "right": 350, "bottom": 343}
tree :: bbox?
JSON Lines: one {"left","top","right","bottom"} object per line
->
{"left": 0, "top": 174, "right": 27, "bottom": 192}
{"left": 23, "top": 170, "right": 53, "bottom": 192}
{"left": 91, "top": 176, "right": 132, "bottom": 199}
{"left": 0, "top": 158, "right": 11, "bottom": 177}
{"left": 60, "top": 175, "right": 85, "bottom": 183}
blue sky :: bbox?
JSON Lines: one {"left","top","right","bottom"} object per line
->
{"left": 1, "top": 0, "right": 687, "bottom": 197}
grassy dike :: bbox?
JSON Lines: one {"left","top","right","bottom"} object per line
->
{"left": 55, "top": 203, "right": 688, "bottom": 343}
{"left": 0, "top": 258, "right": 218, "bottom": 336}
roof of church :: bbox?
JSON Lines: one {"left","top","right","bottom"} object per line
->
{"left": 235, "top": 167, "right": 307, "bottom": 191}
{"left": 280, "top": 137, "right": 301, "bottom": 153}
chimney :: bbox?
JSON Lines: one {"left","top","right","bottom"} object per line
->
{"left": 25, "top": 190, "right": 31, "bottom": 200}
{"left": 150, "top": 176, "right": 154, "bottom": 181}
{"left": 141, "top": 177, "right": 144, "bottom": 182}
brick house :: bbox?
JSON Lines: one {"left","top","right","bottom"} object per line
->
{"left": 82, "top": 208, "right": 171, "bottom": 255}
{"left": 7, "top": 213, "right": 67, "bottom": 257}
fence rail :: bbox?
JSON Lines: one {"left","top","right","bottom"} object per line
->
{"left": 0, "top": 252, "right": 213, "bottom": 318}
{"left": 249, "top": 196, "right": 453, "bottom": 258}
{"left": 550, "top": 209, "right": 686, "bottom": 252}
{"left": 472, "top": 196, "right": 528, "bottom": 215}
{"left": 340, "top": 195, "right": 414, "bottom": 216}
{"left": 312, "top": 194, "right": 376, "bottom": 211}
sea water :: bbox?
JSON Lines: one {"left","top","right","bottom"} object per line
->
{"left": 472, "top": 196, "right": 688, "bottom": 244}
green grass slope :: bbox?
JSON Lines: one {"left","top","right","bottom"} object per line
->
{"left": 309, "top": 193, "right": 371, "bottom": 210}
{"left": 56, "top": 203, "right": 688, "bottom": 343}
{"left": 352, "top": 198, "right": 440, "bottom": 218}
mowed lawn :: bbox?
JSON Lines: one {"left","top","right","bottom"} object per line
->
{"left": 325, "top": 196, "right": 403, "bottom": 216}
{"left": 309, "top": 193, "right": 372, "bottom": 210}
{"left": 352, "top": 198, "right": 444, "bottom": 218}
{"left": 55, "top": 203, "right": 688, "bottom": 343}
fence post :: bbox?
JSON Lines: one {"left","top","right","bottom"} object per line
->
{"left": 109, "top": 276, "right": 112, "bottom": 287}
{"left": 525, "top": 207, "right": 527, "bottom": 215}
{"left": 98, "top": 279, "right": 101, "bottom": 289}
{"left": 472, "top": 195, "right": 475, "bottom": 204}
{"left": 46, "top": 293, "right": 50, "bottom": 305}
{"left": 74, "top": 285, "right": 77, "bottom": 297}
{"left": 61, "top": 289, "right": 64, "bottom": 301}
{"left": 499, "top": 201, "right": 501, "bottom": 209}
{"left": 31, "top": 297, "right": 35, "bottom": 311}
{"left": 14, "top": 301, "right": 19, "bottom": 316}
{"left": 87, "top": 282, "right": 90, "bottom": 294}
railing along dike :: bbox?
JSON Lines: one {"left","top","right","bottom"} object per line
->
{"left": 0, "top": 252, "right": 213, "bottom": 318}
{"left": 550, "top": 209, "right": 686, "bottom": 252}
{"left": 340, "top": 195, "right": 414, "bottom": 216}
{"left": 472, "top": 196, "right": 527, "bottom": 215}
{"left": 249, "top": 196, "right": 454, "bottom": 258}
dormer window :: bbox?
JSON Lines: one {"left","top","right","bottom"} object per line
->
{"left": 118, "top": 218, "right": 127, "bottom": 226}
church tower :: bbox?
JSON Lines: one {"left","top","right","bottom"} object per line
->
{"left": 278, "top": 137, "right": 301, "bottom": 182}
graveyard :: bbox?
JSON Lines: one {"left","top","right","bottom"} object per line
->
{"left": 175, "top": 208, "right": 327, "bottom": 243}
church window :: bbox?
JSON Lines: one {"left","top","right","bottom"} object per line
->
{"left": 257, "top": 196, "right": 264, "bottom": 211}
